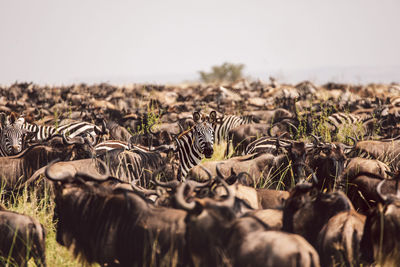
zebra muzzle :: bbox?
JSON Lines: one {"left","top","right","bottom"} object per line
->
{"left": 203, "top": 145, "right": 213, "bottom": 158}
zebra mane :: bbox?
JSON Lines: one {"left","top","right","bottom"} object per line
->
{"left": 177, "top": 127, "right": 193, "bottom": 139}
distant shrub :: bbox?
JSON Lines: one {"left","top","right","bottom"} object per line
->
{"left": 199, "top": 62, "right": 245, "bottom": 83}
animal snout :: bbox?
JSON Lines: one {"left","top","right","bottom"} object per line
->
{"left": 12, "top": 144, "right": 20, "bottom": 153}
{"left": 203, "top": 144, "right": 214, "bottom": 158}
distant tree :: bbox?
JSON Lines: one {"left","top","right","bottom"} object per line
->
{"left": 199, "top": 62, "right": 245, "bottom": 83}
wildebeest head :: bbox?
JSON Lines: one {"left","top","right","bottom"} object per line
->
{"left": 361, "top": 174, "right": 400, "bottom": 265}
{"left": 309, "top": 141, "right": 348, "bottom": 191}
{"left": 283, "top": 182, "right": 353, "bottom": 246}
{"left": 175, "top": 177, "right": 235, "bottom": 265}
{"left": 284, "top": 141, "right": 308, "bottom": 184}
{"left": 192, "top": 111, "right": 216, "bottom": 159}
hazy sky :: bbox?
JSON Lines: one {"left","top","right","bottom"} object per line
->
{"left": 0, "top": 0, "right": 399, "bottom": 85}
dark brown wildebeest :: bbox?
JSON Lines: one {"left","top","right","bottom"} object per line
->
{"left": 45, "top": 162, "right": 189, "bottom": 267}
{"left": 0, "top": 204, "right": 46, "bottom": 266}
{"left": 0, "top": 135, "right": 92, "bottom": 194}
{"left": 283, "top": 182, "right": 365, "bottom": 267}
{"left": 177, "top": 178, "right": 320, "bottom": 267}
{"left": 361, "top": 175, "right": 400, "bottom": 266}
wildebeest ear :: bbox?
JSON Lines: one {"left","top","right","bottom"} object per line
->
{"left": 209, "top": 111, "right": 217, "bottom": 123}
{"left": 193, "top": 111, "right": 201, "bottom": 123}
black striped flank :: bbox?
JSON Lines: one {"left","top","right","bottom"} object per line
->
{"left": 214, "top": 115, "right": 253, "bottom": 144}
{"left": 176, "top": 132, "right": 201, "bottom": 179}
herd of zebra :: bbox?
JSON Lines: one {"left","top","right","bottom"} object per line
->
{"left": 0, "top": 80, "right": 400, "bottom": 266}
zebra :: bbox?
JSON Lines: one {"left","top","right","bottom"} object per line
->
{"left": 244, "top": 135, "right": 315, "bottom": 155}
{"left": 213, "top": 114, "right": 253, "bottom": 145}
{"left": 18, "top": 117, "right": 106, "bottom": 145}
{"left": 175, "top": 111, "right": 216, "bottom": 180}
{"left": 322, "top": 112, "right": 380, "bottom": 137}
{"left": 0, "top": 113, "right": 35, "bottom": 156}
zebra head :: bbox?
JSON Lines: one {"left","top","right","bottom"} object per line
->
{"left": 0, "top": 113, "right": 36, "bottom": 156}
{"left": 192, "top": 111, "right": 216, "bottom": 158}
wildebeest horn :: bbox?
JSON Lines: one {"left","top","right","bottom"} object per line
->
{"left": 215, "top": 176, "right": 235, "bottom": 207}
{"left": 45, "top": 159, "right": 75, "bottom": 182}
{"left": 199, "top": 165, "right": 212, "bottom": 181}
{"left": 376, "top": 179, "right": 388, "bottom": 202}
{"left": 176, "top": 182, "right": 196, "bottom": 211}
{"left": 153, "top": 179, "right": 180, "bottom": 189}
{"left": 347, "top": 136, "right": 358, "bottom": 146}
{"left": 130, "top": 180, "right": 158, "bottom": 196}
{"left": 75, "top": 159, "right": 110, "bottom": 181}
{"left": 286, "top": 121, "right": 298, "bottom": 133}
{"left": 216, "top": 163, "right": 226, "bottom": 179}
{"left": 62, "top": 131, "right": 85, "bottom": 145}
{"left": 7, "top": 143, "right": 42, "bottom": 159}
{"left": 83, "top": 135, "right": 97, "bottom": 146}
{"left": 148, "top": 121, "right": 157, "bottom": 135}
{"left": 311, "top": 134, "right": 321, "bottom": 145}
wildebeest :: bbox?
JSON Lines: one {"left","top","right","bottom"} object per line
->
{"left": 0, "top": 135, "right": 92, "bottom": 194}
{"left": 190, "top": 140, "right": 309, "bottom": 190}
{"left": 283, "top": 182, "right": 365, "bottom": 266}
{"left": 0, "top": 204, "right": 46, "bottom": 266}
{"left": 45, "top": 162, "right": 189, "bottom": 267}
{"left": 361, "top": 175, "right": 400, "bottom": 266}
{"left": 177, "top": 177, "right": 320, "bottom": 267}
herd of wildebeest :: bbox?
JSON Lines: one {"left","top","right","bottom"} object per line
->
{"left": 1, "top": 80, "right": 400, "bottom": 266}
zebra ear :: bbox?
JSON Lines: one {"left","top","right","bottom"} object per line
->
{"left": 209, "top": 111, "right": 217, "bottom": 123}
{"left": 193, "top": 112, "right": 201, "bottom": 123}
{"left": 9, "top": 112, "right": 18, "bottom": 124}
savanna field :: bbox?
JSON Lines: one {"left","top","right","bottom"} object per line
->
{"left": 1, "top": 80, "right": 400, "bottom": 266}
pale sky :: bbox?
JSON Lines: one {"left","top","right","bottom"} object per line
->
{"left": 0, "top": 0, "right": 399, "bottom": 85}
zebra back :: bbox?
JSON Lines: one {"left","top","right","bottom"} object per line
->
{"left": 20, "top": 118, "right": 104, "bottom": 145}
{"left": 245, "top": 136, "right": 292, "bottom": 155}
{"left": 214, "top": 115, "right": 253, "bottom": 144}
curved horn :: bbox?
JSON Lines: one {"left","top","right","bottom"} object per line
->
{"left": 148, "top": 121, "right": 158, "bottom": 135}
{"left": 348, "top": 136, "right": 358, "bottom": 146}
{"left": 286, "top": 121, "right": 298, "bottom": 133}
{"left": 45, "top": 159, "right": 75, "bottom": 182}
{"left": 311, "top": 134, "right": 321, "bottom": 145}
{"left": 199, "top": 165, "right": 212, "bottom": 181}
{"left": 216, "top": 163, "right": 226, "bottom": 179}
{"left": 130, "top": 180, "right": 158, "bottom": 196}
{"left": 7, "top": 143, "right": 42, "bottom": 159}
{"left": 175, "top": 182, "right": 196, "bottom": 210}
{"left": 75, "top": 159, "right": 110, "bottom": 181}
{"left": 62, "top": 131, "right": 85, "bottom": 145}
{"left": 153, "top": 179, "right": 180, "bottom": 189}
{"left": 215, "top": 176, "right": 235, "bottom": 207}
{"left": 376, "top": 179, "right": 388, "bottom": 202}
{"left": 83, "top": 134, "right": 97, "bottom": 146}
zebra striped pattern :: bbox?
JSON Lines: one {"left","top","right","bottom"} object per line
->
{"left": 326, "top": 113, "right": 361, "bottom": 130}
{"left": 94, "top": 140, "right": 131, "bottom": 156}
{"left": 20, "top": 118, "right": 103, "bottom": 144}
{"left": 175, "top": 121, "right": 214, "bottom": 180}
{"left": 214, "top": 115, "right": 253, "bottom": 144}
{"left": 244, "top": 137, "right": 293, "bottom": 155}
{"left": 324, "top": 112, "right": 378, "bottom": 134}
{"left": 245, "top": 136, "right": 315, "bottom": 155}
